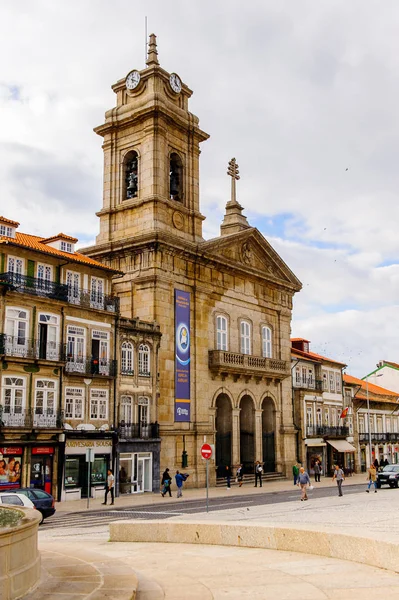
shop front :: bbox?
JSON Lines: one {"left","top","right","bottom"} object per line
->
{"left": 305, "top": 439, "right": 326, "bottom": 476}
{"left": 0, "top": 446, "right": 23, "bottom": 489}
{"left": 326, "top": 439, "right": 356, "bottom": 475}
{"left": 62, "top": 433, "right": 115, "bottom": 501}
{"left": 117, "top": 439, "right": 160, "bottom": 495}
{"left": 30, "top": 447, "right": 54, "bottom": 494}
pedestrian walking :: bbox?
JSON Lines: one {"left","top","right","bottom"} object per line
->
{"left": 373, "top": 458, "right": 379, "bottom": 471}
{"left": 175, "top": 470, "right": 186, "bottom": 498}
{"left": 366, "top": 464, "right": 378, "bottom": 493}
{"left": 102, "top": 469, "right": 115, "bottom": 505}
{"left": 332, "top": 464, "right": 345, "bottom": 496}
{"left": 297, "top": 467, "right": 311, "bottom": 501}
{"left": 293, "top": 462, "right": 299, "bottom": 485}
{"left": 254, "top": 461, "right": 263, "bottom": 487}
{"left": 314, "top": 460, "right": 321, "bottom": 483}
{"left": 161, "top": 468, "right": 172, "bottom": 497}
{"left": 236, "top": 464, "right": 244, "bottom": 487}
{"left": 225, "top": 465, "right": 232, "bottom": 489}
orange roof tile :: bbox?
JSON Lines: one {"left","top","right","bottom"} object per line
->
{"left": 1, "top": 232, "right": 119, "bottom": 273}
{"left": 343, "top": 373, "right": 399, "bottom": 399}
{"left": 0, "top": 216, "right": 19, "bottom": 227}
{"left": 291, "top": 351, "right": 316, "bottom": 363}
{"left": 41, "top": 233, "right": 78, "bottom": 244}
{"left": 291, "top": 337, "right": 310, "bottom": 342}
{"left": 291, "top": 346, "right": 346, "bottom": 367}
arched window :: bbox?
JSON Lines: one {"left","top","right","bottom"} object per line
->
{"left": 120, "top": 395, "right": 133, "bottom": 424}
{"left": 262, "top": 326, "right": 272, "bottom": 358}
{"left": 240, "top": 321, "right": 251, "bottom": 355}
{"left": 125, "top": 151, "right": 139, "bottom": 199}
{"left": 138, "top": 344, "right": 150, "bottom": 376}
{"left": 216, "top": 315, "right": 228, "bottom": 351}
{"left": 169, "top": 153, "right": 183, "bottom": 201}
{"left": 121, "top": 341, "right": 134, "bottom": 375}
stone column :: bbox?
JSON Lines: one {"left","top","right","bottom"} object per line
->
{"left": 254, "top": 409, "right": 263, "bottom": 462}
{"left": 232, "top": 408, "right": 241, "bottom": 466}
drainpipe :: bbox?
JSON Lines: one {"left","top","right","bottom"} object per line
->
{"left": 291, "top": 359, "right": 300, "bottom": 462}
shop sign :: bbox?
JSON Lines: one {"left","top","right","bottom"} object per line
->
{"left": 66, "top": 440, "right": 112, "bottom": 448}
{"left": 0, "top": 447, "right": 23, "bottom": 456}
{"left": 0, "top": 453, "right": 22, "bottom": 488}
{"left": 32, "top": 447, "right": 54, "bottom": 455}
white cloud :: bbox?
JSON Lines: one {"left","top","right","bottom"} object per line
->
{"left": 1, "top": 0, "right": 399, "bottom": 377}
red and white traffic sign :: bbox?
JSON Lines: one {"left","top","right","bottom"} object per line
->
{"left": 201, "top": 443, "right": 212, "bottom": 460}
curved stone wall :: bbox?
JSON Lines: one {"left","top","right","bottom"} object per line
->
{"left": 0, "top": 506, "right": 41, "bottom": 600}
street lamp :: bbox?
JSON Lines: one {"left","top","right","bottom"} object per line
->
{"left": 365, "top": 373, "right": 383, "bottom": 468}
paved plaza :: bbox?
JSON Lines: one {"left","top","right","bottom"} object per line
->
{"left": 30, "top": 476, "right": 399, "bottom": 599}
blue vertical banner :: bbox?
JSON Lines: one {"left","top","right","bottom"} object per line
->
{"left": 175, "top": 289, "right": 191, "bottom": 422}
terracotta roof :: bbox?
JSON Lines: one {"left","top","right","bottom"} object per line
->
{"left": 291, "top": 350, "right": 317, "bottom": 363}
{"left": 0, "top": 216, "right": 19, "bottom": 227}
{"left": 291, "top": 337, "right": 310, "bottom": 342}
{"left": 0, "top": 232, "right": 119, "bottom": 273}
{"left": 41, "top": 233, "right": 78, "bottom": 244}
{"left": 343, "top": 373, "right": 399, "bottom": 400}
{"left": 381, "top": 361, "right": 399, "bottom": 370}
{"left": 291, "top": 346, "right": 346, "bottom": 367}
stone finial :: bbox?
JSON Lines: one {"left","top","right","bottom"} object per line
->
{"left": 146, "top": 33, "right": 159, "bottom": 66}
{"left": 220, "top": 158, "right": 250, "bottom": 236}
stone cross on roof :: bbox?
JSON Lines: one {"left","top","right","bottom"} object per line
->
{"left": 227, "top": 158, "right": 240, "bottom": 204}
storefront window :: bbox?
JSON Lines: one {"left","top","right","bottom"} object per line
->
{"left": 91, "top": 456, "right": 107, "bottom": 486}
{"left": 0, "top": 447, "right": 23, "bottom": 489}
{"left": 65, "top": 457, "right": 80, "bottom": 487}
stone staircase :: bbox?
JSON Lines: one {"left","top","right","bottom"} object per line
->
{"left": 216, "top": 472, "right": 286, "bottom": 487}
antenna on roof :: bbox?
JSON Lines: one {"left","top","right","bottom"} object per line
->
{"left": 145, "top": 16, "right": 148, "bottom": 65}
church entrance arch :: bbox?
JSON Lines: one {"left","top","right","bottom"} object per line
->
{"left": 240, "top": 395, "right": 255, "bottom": 473}
{"left": 262, "top": 397, "right": 276, "bottom": 473}
{"left": 215, "top": 394, "right": 232, "bottom": 478}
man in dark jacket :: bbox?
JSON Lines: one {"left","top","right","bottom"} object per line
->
{"left": 254, "top": 461, "right": 263, "bottom": 487}
{"left": 161, "top": 468, "right": 172, "bottom": 497}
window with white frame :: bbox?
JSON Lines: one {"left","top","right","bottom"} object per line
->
{"left": 139, "top": 344, "right": 150, "bottom": 376}
{"left": 38, "top": 314, "right": 59, "bottom": 360}
{"left": 322, "top": 372, "right": 328, "bottom": 391}
{"left": 65, "top": 387, "right": 84, "bottom": 419}
{"left": 377, "top": 417, "right": 383, "bottom": 433}
{"left": 91, "top": 330, "right": 109, "bottom": 374}
{"left": 331, "top": 408, "right": 337, "bottom": 427}
{"left": 324, "top": 408, "right": 329, "bottom": 426}
{"left": 301, "top": 366, "right": 307, "bottom": 386}
{"left": 316, "top": 408, "right": 322, "bottom": 427}
{"left": 329, "top": 372, "right": 335, "bottom": 392}
{"left": 90, "top": 389, "right": 108, "bottom": 420}
{"left": 138, "top": 396, "right": 149, "bottom": 423}
{"left": 37, "top": 263, "right": 52, "bottom": 290}
{"left": 393, "top": 417, "right": 398, "bottom": 433}
{"left": 295, "top": 367, "right": 301, "bottom": 384}
{"left": 66, "top": 271, "right": 80, "bottom": 304}
{"left": 308, "top": 369, "right": 314, "bottom": 387}
{"left": 34, "top": 379, "right": 57, "bottom": 424}
{"left": 60, "top": 241, "right": 73, "bottom": 253}
{"left": 216, "top": 315, "right": 228, "bottom": 351}
{"left": 121, "top": 342, "right": 134, "bottom": 374}
{"left": 90, "top": 277, "right": 104, "bottom": 309}
{"left": 240, "top": 320, "right": 251, "bottom": 355}
{"left": 5, "top": 307, "right": 29, "bottom": 356}
{"left": 335, "top": 373, "right": 342, "bottom": 393}
{"left": 2, "top": 377, "right": 26, "bottom": 418}
{"left": 359, "top": 416, "right": 365, "bottom": 433}
{"left": 7, "top": 256, "right": 23, "bottom": 279}
{"left": 261, "top": 326, "right": 272, "bottom": 358}
{"left": 386, "top": 417, "right": 391, "bottom": 433}
{"left": 120, "top": 395, "right": 133, "bottom": 423}
{"left": 306, "top": 406, "right": 313, "bottom": 427}
{"left": 66, "top": 325, "right": 85, "bottom": 371}
{"left": 348, "top": 417, "right": 353, "bottom": 435}
{"left": 0, "top": 224, "right": 13, "bottom": 237}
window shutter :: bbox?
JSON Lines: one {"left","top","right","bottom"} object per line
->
{"left": 27, "top": 259, "right": 35, "bottom": 278}
{"left": 55, "top": 265, "right": 61, "bottom": 283}
{"left": 0, "top": 253, "right": 5, "bottom": 272}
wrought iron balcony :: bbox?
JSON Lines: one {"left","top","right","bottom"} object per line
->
{"left": 65, "top": 356, "right": 117, "bottom": 377}
{"left": 0, "top": 334, "right": 64, "bottom": 361}
{"left": 121, "top": 367, "right": 134, "bottom": 376}
{"left": 118, "top": 421, "right": 160, "bottom": 439}
{"left": 209, "top": 350, "right": 289, "bottom": 379}
{"left": 306, "top": 426, "right": 349, "bottom": 437}
{"left": 293, "top": 379, "right": 323, "bottom": 391}
{"left": 0, "top": 272, "right": 68, "bottom": 301}
{"left": 359, "top": 432, "right": 392, "bottom": 443}
{"left": 0, "top": 271, "right": 119, "bottom": 313}
{"left": 0, "top": 407, "right": 64, "bottom": 429}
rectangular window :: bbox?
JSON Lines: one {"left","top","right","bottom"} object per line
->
{"left": 61, "top": 241, "right": 73, "bottom": 253}
{"left": 324, "top": 408, "right": 329, "bottom": 426}
{"left": 322, "top": 372, "right": 328, "bottom": 391}
{"left": 216, "top": 316, "right": 228, "bottom": 351}
{"left": 331, "top": 408, "right": 337, "bottom": 427}
{"left": 90, "top": 277, "right": 104, "bottom": 309}
{"left": 262, "top": 326, "right": 272, "bottom": 358}
{"left": 0, "top": 225, "right": 13, "bottom": 237}
{"left": 5, "top": 308, "right": 29, "bottom": 356}
{"left": 37, "top": 263, "right": 52, "bottom": 291}
{"left": 316, "top": 408, "right": 322, "bottom": 427}
{"left": 66, "top": 271, "right": 80, "bottom": 304}
{"left": 65, "top": 387, "right": 84, "bottom": 419}
{"left": 308, "top": 369, "right": 314, "bottom": 387}
{"left": 7, "top": 256, "right": 23, "bottom": 275}
{"left": 34, "top": 380, "right": 57, "bottom": 426}
{"left": 306, "top": 406, "right": 313, "bottom": 427}
{"left": 66, "top": 325, "right": 86, "bottom": 372}
{"left": 38, "top": 313, "right": 59, "bottom": 360}
{"left": 335, "top": 373, "right": 342, "bottom": 393}
{"left": 90, "top": 389, "right": 108, "bottom": 420}
{"left": 359, "top": 416, "right": 365, "bottom": 433}
{"left": 240, "top": 321, "right": 251, "bottom": 355}
{"left": 329, "top": 372, "right": 335, "bottom": 392}
{"left": 295, "top": 367, "right": 301, "bottom": 384}
{"left": 301, "top": 366, "right": 307, "bottom": 386}
{"left": 1, "top": 376, "right": 26, "bottom": 426}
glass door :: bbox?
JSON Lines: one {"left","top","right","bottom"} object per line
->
{"left": 30, "top": 455, "right": 53, "bottom": 493}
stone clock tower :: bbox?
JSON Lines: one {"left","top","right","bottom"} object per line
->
{"left": 95, "top": 34, "right": 209, "bottom": 246}
{"left": 84, "top": 35, "right": 302, "bottom": 488}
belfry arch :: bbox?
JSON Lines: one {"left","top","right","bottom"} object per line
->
{"left": 262, "top": 396, "right": 276, "bottom": 472}
{"left": 215, "top": 393, "right": 232, "bottom": 477}
{"left": 239, "top": 395, "right": 255, "bottom": 472}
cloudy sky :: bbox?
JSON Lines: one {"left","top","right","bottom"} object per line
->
{"left": 1, "top": 1, "right": 399, "bottom": 377}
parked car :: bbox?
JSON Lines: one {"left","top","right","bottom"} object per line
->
{"left": 4, "top": 488, "right": 56, "bottom": 522}
{"left": 0, "top": 491, "right": 36, "bottom": 512}
{"left": 376, "top": 464, "right": 399, "bottom": 488}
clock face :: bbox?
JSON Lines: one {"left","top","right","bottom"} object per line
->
{"left": 126, "top": 70, "right": 141, "bottom": 90}
{"left": 169, "top": 73, "right": 182, "bottom": 94}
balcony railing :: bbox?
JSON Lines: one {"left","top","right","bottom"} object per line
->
{"left": 209, "top": 350, "right": 288, "bottom": 379}
{"left": 0, "top": 334, "right": 64, "bottom": 361}
{"left": 0, "top": 272, "right": 119, "bottom": 313}
{"left": 0, "top": 407, "right": 64, "bottom": 429}
{"left": 359, "top": 432, "right": 398, "bottom": 443}
{"left": 306, "top": 426, "right": 349, "bottom": 437}
{"left": 65, "top": 356, "right": 117, "bottom": 377}
{"left": 118, "top": 422, "right": 160, "bottom": 439}
{"left": 294, "top": 379, "right": 323, "bottom": 391}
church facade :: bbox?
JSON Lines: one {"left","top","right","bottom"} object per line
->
{"left": 82, "top": 35, "right": 302, "bottom": 486}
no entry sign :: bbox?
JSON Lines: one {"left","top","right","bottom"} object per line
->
{"left": 201, "top": 443, "right": 212, "bottom": 460}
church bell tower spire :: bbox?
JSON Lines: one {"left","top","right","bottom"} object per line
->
{"left": 146, "top": 33, "right": 159, "bottom": 66}
{"left": 220, "top": 158, "right": 250, "bottom": 236}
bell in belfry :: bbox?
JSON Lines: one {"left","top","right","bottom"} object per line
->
{"left": 125, "top": 154, "right": 138, "bottom": 199}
